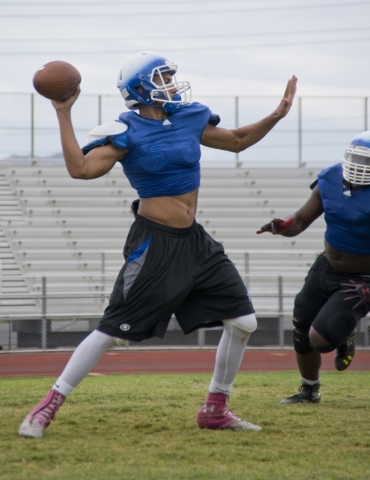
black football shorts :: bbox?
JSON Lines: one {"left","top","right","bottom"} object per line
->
{"left": 97, "top": 214, "right": 254, "bottom": 342}
{"left": 293, "top": 253, "right": 370, "bottom": 344}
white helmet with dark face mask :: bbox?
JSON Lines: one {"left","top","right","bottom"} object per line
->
{"left": 117, "top": 51, "right": 191, "bottom": 114}
{"left": 343, "top": 131, "right": 370, "bottom": 185}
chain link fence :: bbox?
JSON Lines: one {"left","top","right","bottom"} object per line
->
{"left": 1, "top": 92, "right": 370, "bottom": 168}
{"left": 1, "top": 274, "right": 369, "bottom": 352}
{"left": 1, "top": 92, "right": 370, "bottom": 353}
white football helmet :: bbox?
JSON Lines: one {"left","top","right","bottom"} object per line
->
{"left": 117, "top": 51, "right": 191, "bottom": 114}
{"left": 343, "top": 131, "right": 370, "bottom": 185}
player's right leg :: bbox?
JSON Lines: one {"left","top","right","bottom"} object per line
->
{"left": 279, "top": 256, "right": 327, "bottom": 404}
{"left": 279, "top": 339, "right": 322, "bottom": 404}
{"left": 18, "top": 330, "right": 116, "bottom": 438}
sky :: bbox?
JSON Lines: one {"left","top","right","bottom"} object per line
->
{"left": 1, "top": 0, "right": 370, "bottom": 96}
{"left": 1, "top": 0, "right": 370, "bottom": 164}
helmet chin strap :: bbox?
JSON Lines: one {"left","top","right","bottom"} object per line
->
{"left": 150, "top": 101, "right": 180, "bottom": 114}
{"left": 149, "top": 92, "right": 183, "bottom": 114}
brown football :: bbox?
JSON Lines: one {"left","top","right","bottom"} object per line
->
{"left": 33, "top": 60, "right": 81, "bottom": 101}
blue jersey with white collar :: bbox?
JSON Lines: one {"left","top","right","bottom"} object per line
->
{"left": 317, "top": 163, "right": 370, "bottom": 254}
{"left": 82, "top": 102, "right": 216, "bottom": 198}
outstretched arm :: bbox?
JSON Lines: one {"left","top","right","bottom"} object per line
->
{"left": 52, "top": 87, "right": 126, "bottom": 180}
{"left": 201, "top": 75, "right": 297, "bottom": 152}
{"left": 257, "top": 185, "right": 324, "bottom": 237}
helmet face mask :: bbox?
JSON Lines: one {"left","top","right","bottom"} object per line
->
{"left": 342, "top": 131, "right": 370, "bottom": 186}
{"left": 149, "top": 66, "right": 191, "bottom": 106}
{"left": 117, "top": 51, "right": 191, "bottom": 113}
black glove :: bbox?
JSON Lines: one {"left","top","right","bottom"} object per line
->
{"left": 256, "top": 217, "right": 295, "bottom": 235}
{"left": 340, "top": 279, "right": 370, "bottom": 308}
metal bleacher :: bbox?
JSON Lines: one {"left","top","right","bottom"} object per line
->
{"left": 0, "top": 161, "right": 327, "bottom": 295}
{"left": 0, "top": 160, "right": 328, "bottom": 349}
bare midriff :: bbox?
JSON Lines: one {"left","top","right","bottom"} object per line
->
{"left": 324, "top": 240, "right": 370, "bottom": 273}
{"left": 138, "top": 189, "right": 199, "bottom": 228}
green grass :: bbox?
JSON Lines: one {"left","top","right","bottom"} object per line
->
{"left": 1, "top": 371, "right": 370, "bottom": 480}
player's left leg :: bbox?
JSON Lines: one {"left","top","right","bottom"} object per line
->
{"left": 335, "top": 330, "right": 356, "bottom": 371}
{"left": 197, "top": 314, "right": 262, "bottom": 431}
{"left": 18, "top": 330, "right": 117, "bottom": 438}
{"left": 309, "top": 289, "right": 367, "bottom": 371}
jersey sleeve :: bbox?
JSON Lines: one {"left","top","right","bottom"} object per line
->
{"left": 81, "top": 121, "right": 129, "bottom": 155}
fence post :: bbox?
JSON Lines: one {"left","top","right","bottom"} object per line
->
{"left": 101, "top": 252, "right": 105, "bottom": 292}
{"left": 31, "top": 93, "right": 35, "bottom": 158}
{"left": 198, "top": 329, "right": 205, "bottom": 348}
{"left": 244, "top": 252, "right": 249, "bottom": 290}
{"left": 8, "top": 320, "right": 12, "bottom": 351}
{"left": 298, "top": 96, "right": 302, "bottom": 167}
{"left": 98, "top": 95, "right": 102, "bottom": 126}
{"left": 363, "top": 317, "right": 369, "bottom": 347}
{"left": 41, "top": 276, "right": 47, "bottom": 350}
{"left": 365, "top": 97, "right": 368, "bottom": 131}
{"left": 235, "top": 96, "right": 239, "bottom": 167}
{"left": 278, "top": 276, "right": 284, "bottom": 347}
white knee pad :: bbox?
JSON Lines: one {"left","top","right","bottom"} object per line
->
{"left": 223, "top": 314, "right": 257, "bottom": 334}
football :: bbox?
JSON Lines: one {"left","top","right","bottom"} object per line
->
{"left": 33, "top": 60, "right": 81, "bottom": 101}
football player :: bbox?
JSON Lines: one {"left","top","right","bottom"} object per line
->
{"left": 19, "top": 51, "right": 296, "bottom": 437}
{"left": 257, "top": 131, "right": 370, "bottom": 403}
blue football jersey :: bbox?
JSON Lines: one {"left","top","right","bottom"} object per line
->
{"left": 82, "top": 102, "right": 217, "bottom": 198}
{"left": 318, "top": 163, "right": 370, "bottom": 254}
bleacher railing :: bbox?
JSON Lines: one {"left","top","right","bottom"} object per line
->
{"left": 1, "top": 93, "right": 369, "bottom": 168}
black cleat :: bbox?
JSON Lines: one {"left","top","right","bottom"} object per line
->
{"left": 279, "top": 382, "right": 321, "bottom": 404}
{"left": 335, "top": 331, "right": 356, "bottom": 371}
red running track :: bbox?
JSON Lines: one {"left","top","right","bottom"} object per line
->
{"left": 0, "top": 349, "right": 369, "bottom": 377}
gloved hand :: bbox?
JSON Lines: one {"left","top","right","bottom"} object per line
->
{"left": 256, "top": 217, "right": 295, "bottom": 235}
{"left": 340, "top": 279, "right": 370, "bottom": 308}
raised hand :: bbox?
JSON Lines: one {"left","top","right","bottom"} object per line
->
{"left": 340, "top": 280, "right": 370, "bottom": 309}
{"left": 274, "top": 75, "right": 298, "bottom": 119}
{"left": 256, "top": 217, "right": 295, "bottom": 235}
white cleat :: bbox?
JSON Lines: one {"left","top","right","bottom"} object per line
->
{"left": 227, "top": 418, "right": 262, "bottom": 431}
{"left": 18, "top": 417, "right": 46, "bottom": 438}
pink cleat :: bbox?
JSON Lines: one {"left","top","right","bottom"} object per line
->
{"left": 18, "top": 389, "right": 66, "bottom": 438}
{"left": 197, "top": 392, "right": 261, "bottom": 431}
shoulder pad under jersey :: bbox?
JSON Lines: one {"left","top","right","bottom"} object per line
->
{"left": 85, "top": 121, "right": 128, "bottom": 144}
{"left": 310, "top": 178, "right": 318, "bottom": 190}
{"left": 208, "top": 114, "right": 221, "bottom": 126}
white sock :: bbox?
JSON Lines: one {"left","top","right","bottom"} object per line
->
{"left": 52, "top": 330, "right": 115, "bottom": 397}
{"left": 301, "top": 376, "right": 320, "bottom": 386}
{"left": 209, "top": 321, "right": 251, "bottom": 395}
{"left": 52, "top": 377, "right": 74, "bottom": 397}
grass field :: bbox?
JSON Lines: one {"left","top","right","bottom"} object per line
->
{"left": 1, "top": 371, "right": 370, "bottom": 480}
